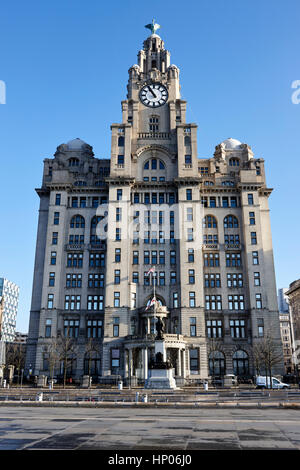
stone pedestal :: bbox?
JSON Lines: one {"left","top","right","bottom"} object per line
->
{"left": 145, "top": 368, "right": 177, "bottom": 389}
{"left": 144, "top": 336, "right": 177, "bottom": 390}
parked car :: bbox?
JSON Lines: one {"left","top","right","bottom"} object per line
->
{"left": 255, "top": 376, "right": 290, "bottom": 389}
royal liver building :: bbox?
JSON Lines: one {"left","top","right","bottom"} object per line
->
{"left": 25, "top": 23, "right": 284, "bottom": 384}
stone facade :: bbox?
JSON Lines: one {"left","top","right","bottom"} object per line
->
{"left": 25, "top": 29, "right": 284, "bottom": 383}
{"left": 286, "top": 280, "right": 300, "bottom": 373}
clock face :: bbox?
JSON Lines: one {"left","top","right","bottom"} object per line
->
{"left": 139, "top": 83, "right": 168, "bottom": 108}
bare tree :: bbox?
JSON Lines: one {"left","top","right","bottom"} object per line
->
{"left": 56, "top": 333, "right": 78, "bottom": 388}
{"left": 5, "top": 342, "right": 25, "bottom": 384}
{"left": 252, "top": 335, "right": 283, "bottom": 389}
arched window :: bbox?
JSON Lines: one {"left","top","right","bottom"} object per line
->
{"left": 224, "top": 215, "right": 239, "bottom": 228}
{"left": 209, "top": 351, "right": 225, "bottom": 376}
{"left": 233, "top": 350, "right": 249, "bottom": 376}
{"left": 90, "top": 216, "right": 104, "bottom": 244}
{"left": 118, "top": 136, "right": 124, "bottom": 146}
{"left": 229, "top": 158, "right": 240, "bottom": 167}
{"left": 70, "top": 215, "right": 85, "bottom": 228}
{"left": 68, "top": 158, "right": 80, "bottom": 167}
{"left": 203, "top": 215, "right": 218, "bottom": 228}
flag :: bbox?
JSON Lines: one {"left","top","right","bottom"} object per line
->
{"left": 146, "top": 267, "right": 155, "bottom": 275}
{"left": 145, "top": 296, "right": 156, "bottom": 311}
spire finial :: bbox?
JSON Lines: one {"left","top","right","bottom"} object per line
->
{"left": 145, "top": 19, "right": 160, "bottom": 35}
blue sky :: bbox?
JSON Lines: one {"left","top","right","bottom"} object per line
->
{"left": 0, "top": 0, "right": 299, "bottom": 333}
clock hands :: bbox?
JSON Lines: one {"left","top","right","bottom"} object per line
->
{"left": 148, "top": 86, "right": 157, "bottom": 98}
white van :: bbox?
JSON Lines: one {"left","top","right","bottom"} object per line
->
{"left": 256, "top": 376, "right": 290, "bottom": 389}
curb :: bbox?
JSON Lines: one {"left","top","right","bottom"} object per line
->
{"left": 0, "top": 401, "right": 300, "bottom": 409}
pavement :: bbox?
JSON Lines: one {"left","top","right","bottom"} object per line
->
{"left": 1, "top": 405, "right": 300, "bottom": 450}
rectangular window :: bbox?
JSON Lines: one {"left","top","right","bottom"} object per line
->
{"left": 52, "top": 232, "right": 58, "bottom": 245}
{"left": 87, "top": 319, "right": 102, "bottom": 338}
{"left": 114, "top": 270, "right": 121, "bottom": 284}
{"left": 186, "top": 189, "right": 192, "bottom": 201}
{"left": 209, "top": 197, "right": 216, "bottom": 208}
{"left": 87, "top": 295, "right": 104, "bottom": 311}
{"left": 187, "top": 207, "right": 193, "bottom": 221}
{"left": 80, "top": 197, "right": 86, "bottom": 208}
{"left": 132, "top": 272, "right": 139, "bottom": 284}
{"left": 53, "top": 212, "right": 60, "bottom": 225}
{"left": 227, "top": 273, "right": 243, "bottom": 288}
{"left": 252, "top": 251, "right": 259, "bottom": 265}
{"left": 151, "top": 251, "right": 157, "bottom": 264}
{"left": 115, "top": 228, "right": 121, "bottom": 241}
{"left": 248, "top": 193, "right": 254, "bottom": 205}
{"left": 256, "top": 293, "right": 262, "bottom": 309}
{"left": 228, "top": 295, "right": 245, "bottom": 310}
{"left": 187, "top": 228, "right": 193, "bottom": 242}
{"left": 226, "top": 252, "right": 242, "bottom": 267}
{"left": 117, "top": 189, "right": 122, "bottom": 201}
{"left": 144, "top": 251, "right": 150, "bottom": 264}
{"left": 111, "top": 349, "right": 120, "bottom": 373}
{"left": 188, "top": 248, "right": 194, "bottom": 263}
{"left": 134, "top": 193, "right": 139, "bottom": 204}
{"left": 206, "top": 320, "right": 223, "bottom": 338}
{"left": 47, "top": 294, "right": 54, "bottom": 309}
{"left": 170, "top": 271, "right": 177, "bottom": 285}
{"left": 257, "top": 318, "right": 264, "bottom": 337}
{"left": 117, "top": 155, "right": 124, "bottom": 165}
{"left": 114, "top": 292, "right": 120, "bottom": 307}
{"left": 189, "top": 292, "right": 196, "bottom": 308}
{"left": 89, "top": 252, "right": 104, "bottom": 267}
{"left": 230, "top": 319, "right": 245, "bottom": 338}
{"left": 45, "top": 319, "right": 52, "bottom": 338}
{"left": 159, "top": 271, "right": 165, "bottom": 286}
{"left": 204, "top": 253, "right": 219, "bottom": 267}
{"left": 173, "top": 292, "right": 179, "bottom": 308}
{"left": 189, "top": 348, "right": 199, "bottom": 373}
{"left": 159, "top": 250, "right": 165, "bottom": 265}
{"left": 205, "top": 295, "right": 222, "bottom": 310}
{"left": 133, "top": 251, "right": 139, "bottom": 264}
{"left": 251, "top": 232, "right": 257, "bottom": 245}
{"left": 190, "top": 317, "right": 197, "bottom": 336}
{"left": 170, "top": 250, "right": 176, "bottom": 265}
{"left": 115, "top": 248, "right": 121, "bottom": 262}
{"left": 113, "top": 317, "right": 120, "bottom": 337}
{"left": 204, "top": 273, "right": 221, "bottom": 288}
{"left": 249, "top": 212, "right": 255, "bottom": 225}
{"left": 185, "top": 154, "right": 192, "bottom": 164}
{"left": 55, "top": 194, "right": 61, "bottom": 205}
{"left": 254, "top": 272, "right": 261, "bottom": 286}
{"left": 71, "top": 197, "right": 78, "bottom": 208}
{"left": 64, "top": 319, "right": 79, "bottom": 338}
{"left": 188, "top": 269, "right": 195, "bottom": 284}
{"left": 50, "top": 251, "right": 57, "bottom": 265}
{"left": 49, "top": 272, "right": 55, "bottom": 286}
{"left": 116, "top": 207, "right": 122, "bottom": 221}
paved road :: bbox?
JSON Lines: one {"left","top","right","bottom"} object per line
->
{"left": 0, "top": 406, "right": 300, "bottom": 450}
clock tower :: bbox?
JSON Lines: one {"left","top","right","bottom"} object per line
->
{"left": 103, "top": 22, "right": 208, "bottom": 381}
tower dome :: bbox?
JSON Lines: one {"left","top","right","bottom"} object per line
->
{"left": 66, "top": 138, "right": 88, "bottom": 150}
{"left": 221, "top": 138, "right": 242, "bottom": 149}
